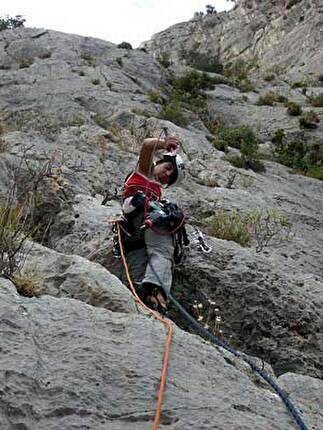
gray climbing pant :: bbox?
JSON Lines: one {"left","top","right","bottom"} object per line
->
{"left": 125, "top": 228, "right": 174, "bottom": 295}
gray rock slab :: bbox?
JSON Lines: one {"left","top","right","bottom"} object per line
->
{"left": 171, "top": 232, "right": 323, "bottom": 379}
{"left": 0, "top": 279, "right": 318, "bottom": 430}
{"left": 22, "top": 241, "right": 136, "bottom": 314}
{"left": 143, "top": 0, "right": 323, "bottom": 81}
{"left": 278, "top": 372, "right": 323, "bottom": 430}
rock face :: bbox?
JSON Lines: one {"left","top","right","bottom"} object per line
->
{"left": 23, "top": 241, "right": 137, "bottom": 314}
{"left": 0, "top": 279, "right": 322, "bottom": 430}
{"left": 142, "top": 0, "right": 323, "bottom": 80}
{"left": 0, "top": 17, "right": 322, "bottom": 430}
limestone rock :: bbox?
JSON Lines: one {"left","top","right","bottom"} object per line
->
{"left": 142, "top": 0, "right": 323, "bottom": 80}
{"left": 0, "top": 279, "right": 320, "bottom": 430}
{"left": 0, "top": 19, "right": 322, "bottom": 430}
{"left": 22, "top": 241, "right": 136, "bottom": 314}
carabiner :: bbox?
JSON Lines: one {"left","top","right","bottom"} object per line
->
{"left": 193, "top": 227, "right": 212, "bottom": 254}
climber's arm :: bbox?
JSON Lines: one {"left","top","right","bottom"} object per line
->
{"left": 137, "top": 137, "right": 180, "bottom": 177}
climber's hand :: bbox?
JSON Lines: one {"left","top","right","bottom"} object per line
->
{"left": 165, "top": 136, "right": 180, "bottom": 153}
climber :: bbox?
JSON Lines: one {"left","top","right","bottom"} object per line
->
{"left": 121, "top": 135, "right": 186, "bottom": 310}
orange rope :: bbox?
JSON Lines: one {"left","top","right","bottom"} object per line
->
{"left": 113, "top": 221, "right": 173, "bottom": 430}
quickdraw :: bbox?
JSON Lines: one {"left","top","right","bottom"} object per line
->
{"left": 192, "top": 226, "right": 212, "bottom": 253}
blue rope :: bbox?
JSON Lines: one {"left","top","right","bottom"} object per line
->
{"left": 147, "top": 259, "right": 309, "bottom": 430}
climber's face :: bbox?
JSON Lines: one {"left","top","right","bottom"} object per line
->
{"left": 153, "top": 161, "right": 174, "bottom": 185}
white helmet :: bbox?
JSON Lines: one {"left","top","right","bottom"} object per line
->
{"left": 162, "top": 152, "right": 185, "bottom": 187}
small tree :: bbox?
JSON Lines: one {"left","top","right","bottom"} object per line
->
{"left": 117, "top": 42, "right": 133, "bottom": 50}
{"left": 0, "top": 15, "right": 25, "bottom": 31}
{"left": 206, "top": 4, "right": 217, "bottom": 14}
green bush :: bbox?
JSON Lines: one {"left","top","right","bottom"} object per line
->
{"left": 299, "top": 111, "right": 320, "bottom": 129}
{"left": 307, "top": 142, "right": 323, "bottom": 165}
{"left": 171, "top": 70, "right": 217, "bottom": 93}
{"left": 208, "top": 210, "right": 252, "bottom": 247}
{"left": 277, "top": 94, "right": 288, "bottom": 103}
{"left": 286, "top": 101, "right": 302, "bottom": 116}
{"left": 228, "top": 154, "right": 265, "bottom": 172}
{"left": 238, "top": 79, "right": 256, "bottom": 92}
{"left": 214, "top": 125, "right": 257, "bottom": 150}
{"left": 273, "top": 131, "right": 323, "bottom": 180}
{"left": 224, "top": 60, "right": 255, "bottom": 82}
{"left": 0, "top": 15, "right": 25, "bottom": 31}
{"left": 263, "top": 73, "right": 275, "bottom": 82}
{"left": 162, "top": 70, "right": 219, "bottom": 129}
{"left": 226, "top": 155, "right": 246, "bottom": 169}
{"left": 271, "top": 129, "right": 286, "bottom": 148}
{"left": 214, "top": 125, "right": 265, "bottom": 172}
{"left": 305, "top": 166, "right": 323, "bottom": 181}
{"left": 148, "top": 89, "right": 162, "bottom": 104}
{"left": 240, "top": 135, "right": 257, "bottom": 157}
{"left": 157, "top": 52, "right": 172, "bottom": 68}
{"left": 273, "top": 139, "right": 307, "bottom": 169}
{"left": 93, "top": 114, "right": 109, "bottom": 129}
{"left": 81, "top": 53, "right": 96, "bottom": 66}
{"left": 181, "top": 49, "right": 223, "bottom": 73}
{"left": 205, "top": 4, "right": 217, "bottom": 14}
{"left": 256, "top": 91, "right": 287, "bottom": 106}
{"left": 159, "top": 104, "right": 188, "bottom": 127}
{"left": 290, "top": 80, "right": 308, "bottom": 89}
{"left": 117, "top": 42, "right": 132, "bottom": 50}
{"left": 309, "top": 93, "right": 323, "bottom": 107}
{"left": 212, "top": 137, "right": 228, "bottom": 152}
{"left": 247, "top": 158, "right": 266, "bottom": 172}
{"left": 207, "top": 208, "right": 290, "bottom": 251}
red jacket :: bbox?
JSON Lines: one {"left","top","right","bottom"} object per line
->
{"left": 123, "top": 171, "right": 162, "bottom": 202}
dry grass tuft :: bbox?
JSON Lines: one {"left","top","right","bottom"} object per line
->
{"left": 13, "top": 270, "right": 43, "bottom": 297}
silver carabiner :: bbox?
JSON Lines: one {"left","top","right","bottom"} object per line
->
{"left": 193, "top": 227, "right": 212, "bottom": 254}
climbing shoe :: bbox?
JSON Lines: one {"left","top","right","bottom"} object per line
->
{"left": 146, "top": 286, "right": 168, "bottom": 312}
{"left": 137, "top": 283, "right": 168, "bottom": 312}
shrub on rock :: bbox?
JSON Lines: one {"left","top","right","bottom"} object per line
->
{"left": 286, "top": 101, "right": 302, "bottom": 116}
{"left": 309, "top": 92, "right": 323, "bottom": 107}
{"left": 207, "top": 208, "right": 291, "bottom": 252}
{"left": 256, "top": 91, "right": 288, "bottom": 106}
{"left": 117, "top": 42, "right": 132, "bottom": 50}
{"left": 0, "top": 15, "right": 25, "bottom": 31}
{"left": 299, "top": 111, "right": 320, "bottom": 129}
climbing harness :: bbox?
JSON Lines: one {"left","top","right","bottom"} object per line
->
{"left": 192, "top": 226, "right": 212, "bottom": 253}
